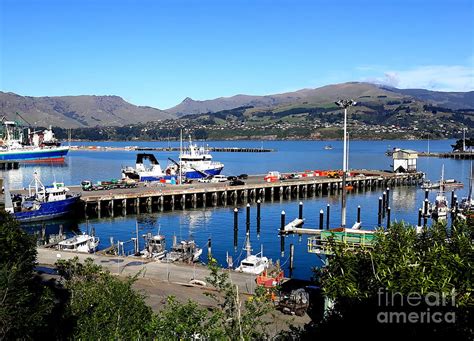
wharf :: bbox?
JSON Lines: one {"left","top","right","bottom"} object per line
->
{"left": 70, "top": 145, "right": 274, "bottom": 153}
{"left": 10, "top": 170, "right": 423, "bottom": 218}
{"left": 36, "top": 248, "right": 262, "bottom": 295}
{"left": 418, "top": 151, "right": 474, "bottom": 159}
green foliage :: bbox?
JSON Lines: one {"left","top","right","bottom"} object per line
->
{"left": 205, "top": 258, "right": 274, "bottom": 340}
{"left": 151, "top": 296, "right": 220, "bottom": 340}
{"left": 56, "top": 257, "right": 153, "bottom": 340}
{"left": 309, "top": 221, "right": 473, "bottom": 339}
{"left": 0, "top": 210, "right": 54, "bottom": 340}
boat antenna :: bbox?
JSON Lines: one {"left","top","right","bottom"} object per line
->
{"left": 468, "top": 160, "right": 473, "bottom": 202}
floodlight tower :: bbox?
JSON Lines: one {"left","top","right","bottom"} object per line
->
{"left": 335, "top": 99, "right": 357, "bottom": 227}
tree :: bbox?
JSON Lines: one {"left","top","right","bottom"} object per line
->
{"left": 0, "top": 211, "right": 54, "bottom": 339}
{"left": 305, "top": 221, "right": 473, "bottom": 340}
{"left": 452, "top": 138, "right": 473, "bottom": 151}
{"left": 55, "top": 257, "right": 153, "bottom": 340}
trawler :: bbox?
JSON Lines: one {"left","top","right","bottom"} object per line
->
{"left": 0, "top": 117, "right": 68, "bottom": 161}
{"left": 430, "top": 165, "right": 450, "bottom": 220}
{"left": 7, "top": 172, "right": 80, "bottom": 222}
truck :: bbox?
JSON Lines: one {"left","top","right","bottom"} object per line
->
{"left": 81, "top": 179, "right": 138, "bottom": 191}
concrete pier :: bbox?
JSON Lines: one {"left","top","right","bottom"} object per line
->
{"left": 10, "top": 170, "right": 424, "bottom": 218}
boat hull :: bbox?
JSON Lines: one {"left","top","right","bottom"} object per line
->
{"left": 185, "top": 167, "right": 223, "bottom": 179}
{"left": 0, "top": 146, "right": 69, "bottom": 161}
{"left": 13, "top": 195, "right": 81, "bottom": 222}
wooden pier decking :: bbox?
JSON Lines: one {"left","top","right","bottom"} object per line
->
{"left": 12, "top": 170, "right": 422, "bottom": 218}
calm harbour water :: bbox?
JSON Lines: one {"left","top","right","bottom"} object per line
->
{"left": 2, "top": 139, "right": 470, "bottom": 279}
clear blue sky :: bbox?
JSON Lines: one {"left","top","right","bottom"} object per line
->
{"left": 1, "top": 0, "right": 473, "bottom": 109}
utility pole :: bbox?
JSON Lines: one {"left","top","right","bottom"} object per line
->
{"left": 335, "top": 99, "right": 357, "bottom": 228}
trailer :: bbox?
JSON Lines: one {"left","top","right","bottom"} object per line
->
{"left": 81, "top": 179, "right": 138, "bottom": 191}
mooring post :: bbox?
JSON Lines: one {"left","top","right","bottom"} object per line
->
{"left": 378, "top": 196, "right": 383, "bottom": 226}
{"left": 326, "top": 204, "right": 330, "bottom": 229}
{"left": 246, "top": 203, "right": 250, "bottom": 234}
{"left": 424, "top": 198, "right": 429, "bottom": 216}
{"left": 386, "top": 207, "right": 391, "bottom": 229}
{"left": 386, "top": 187, "right": 390, "bottom": 208}
{"left": 357, "top": 205, "right": 361, "bottom": 224}
{"left": 280, "top": 210, "right": 286, "bottom": 233}
{"left": 453, "top": 195, "right": 457, "bottom": 208}
{"left": 425, "top": 189, "right": 429, "bottom": 200}
{"left": 418, "top": 208, "right": 422, "bottom": 227}
{"left": 256, "top": 199, "right": 261, "bottom": 234}
{"left": 382, "top": 191, "right": 387, "bottom": 215}
{"left": 233, "top": 208, "right": 238, "bottom": 231}
{"left": 451, "top": 191, "right": 455, "bottom": 208}
{"left": 319, "top": 209, "right": 324, "bottom": 230}
{"left": 289, "top": 243, "right": 295, "bottom": 276}
{"left": 298, "top": 201, "right": 303, "bottom": 220}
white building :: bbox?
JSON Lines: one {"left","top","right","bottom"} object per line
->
{"left": 392, "top": 148, "right": 418, "bottom": 173}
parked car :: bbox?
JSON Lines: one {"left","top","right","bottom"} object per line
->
{"left": 230, "top": 179, "right": 245, "bottom": 186}
{"left": 264, "top": 171, "right": 282, "bottom": 183}
{"left": 227, "top": 176, "right": 238, "bottom": 181}
{"left": 238, "top": 174, "right": 248, "bottom": 180}
{"left": 210, "top": 175, "right": 228, "bottom": 183}
{"left": 198, "top": 176, "right": 213, "bottom": 183}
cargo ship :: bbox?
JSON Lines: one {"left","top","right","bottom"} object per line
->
{"left": 0, "top": 117, "right": 69, "bottom": 161}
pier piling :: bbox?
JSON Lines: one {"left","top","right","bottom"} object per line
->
{"left": 425, "top": 189, "right": 429, "bottom": 200}
{"left": 357, "top": 205, "right": 361, "bottom": 224}
{"left": 386, "top": 207, "right": 391, "bottom": 229}
{"left": 298, "top": 201, "right": 303, "bottom": 220}
{"left": 418, "top": 208, "right": 422, "bottom": 227}
{"left": 207, "top": 238, "right": 212, "bottom": 259}
{"left": 256, "top": 199, "right": 261, "bottom": 235}
{"left": 382, "top": 191, "right": 387, "bottom": 215}
{"left": 319, "top": 209, "right": 324, "bottom": 230}
{"left": 326, "top": 204, "right": 330, "bottom": 230}
{"left": 378, "top": 197, "right": 383, "bottom": 226}
{"left": 386, "top": 188, "right": 390, "bottom": 208}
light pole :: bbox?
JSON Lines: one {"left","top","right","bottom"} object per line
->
{"left": 335, "top": 99, "right": 357, "bottom": 228}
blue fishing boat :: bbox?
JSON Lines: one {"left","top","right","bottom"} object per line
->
{"left": 8, "top": 172, "right": 81, "bottom": 222}
{"left": 0, "top": 117, "right": 69, "bottom": 161}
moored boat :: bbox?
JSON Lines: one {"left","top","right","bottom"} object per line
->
{"left": 140, "top": 233, "right": 167, "bottom": 259}
{"left": 58, "top": 233, "right": 99, "bottom": 253}
{"left": 235, "top": 233, "right": 269, "bottom": 275}
{"left": 0, "top": 118, "right": 68, "bottom": 161}
{"left": 7, "top": 172, "right": 81, "bottom": 222}
{"left": 165, "top": 237, "right": 202, "bottom": 263}
{"left": 122, "top": 153, "right": 177, "bottom": 182}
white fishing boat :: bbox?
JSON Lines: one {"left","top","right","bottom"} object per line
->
{"left": 140, "top": 233, "right": 167, "bottom": 259}
{"left": 122, "top": 153, "right": 177, "bottom": 182}
{"left": 165, "top": 237, "right": 202, "bottom": 263}
{"left": 58, "top": 233, "right": 99, "bottom": 253}
{"left": 167, "top": 135, "right": 224, "bottom": 179}
{"left": 235, "top": 233, "right": 269, "bottom": 275}
{"left": 431, "top": 165, "right": 450, "bottom": 220}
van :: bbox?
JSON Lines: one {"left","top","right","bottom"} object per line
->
{"left": 210, "top": 175, "right": 228, "bottom": 183}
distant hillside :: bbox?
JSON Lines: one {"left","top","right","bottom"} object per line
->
{"left": 167, "top": 82, "right": 474, "bottom": 116}
{"left": 0, "top": 92, "right": 175, "bottom": 128}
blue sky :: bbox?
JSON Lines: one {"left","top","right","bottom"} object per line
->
{"left": 1, "top": 0, "right": 473, "bottom": 109}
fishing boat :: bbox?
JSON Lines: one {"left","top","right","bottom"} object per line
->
{"left": 7, "top": 172, "right": 81, "bottom": 222}
{"left": 421, "top": 179, "right": 463, "bottom": 190}
{"left": 140, "top": 233, "right": 167, "bottom": 259}
{"left": 165, "top": 237, "right": 202, "bottom": 263}
{"left": 430, "top": 165, "right": 450, "bottom": 220}
{"left": 167, "top": 135, "right": 224, "bottom": 179}
{"left": 324, "top": 145, "right": 333, "bottom": 150}
{"left": 460, "top": 161, "right": 474, "bottom": 211}
{"left": 235, "top": 232, "right": 269, "bottom": 275}
{"left": 122, "top": 153, "right": 177, "bottom": 182}
{"left": 0, "top": 118, "right": 69, "bottom": 161}
{"left": 57, "top": 233, "right": 99, "bottom": 253}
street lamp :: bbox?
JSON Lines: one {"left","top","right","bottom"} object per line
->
{"left": 335, "top": 99, "right": 357, "bottom": 228}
